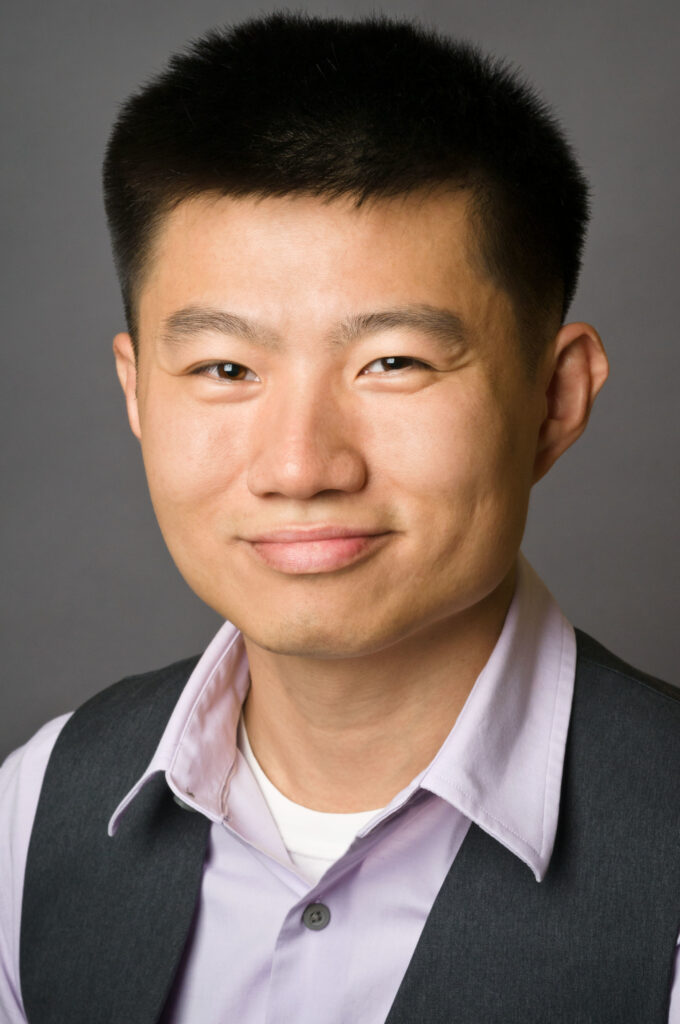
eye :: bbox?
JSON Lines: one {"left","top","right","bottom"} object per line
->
{"left": 192, "top": 362, "right": 259, "bottom": 382}
{"left": 361, "top": 356, "right": 431, "bottom": 374}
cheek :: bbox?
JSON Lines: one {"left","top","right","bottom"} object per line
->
{"left": 372, "top": 383, "right": 518, "bottom": 506}
{"left": 140, "top": 392, "right": 246, "bottom": 517}
{"left": 376, "top": 382, "right": 533, "bottom": 577}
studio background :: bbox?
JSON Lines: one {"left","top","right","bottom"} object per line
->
{"left": 1, "top": 0, "right": 678, "bottom": 761}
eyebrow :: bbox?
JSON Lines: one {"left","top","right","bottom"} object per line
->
{"left": 159, "top": 303, "right": 468, "bottom": 354}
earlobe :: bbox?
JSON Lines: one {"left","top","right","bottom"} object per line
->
{"left": 532, "top": 322, "right": 609, "bottom": 483}
{"left": 112, "top": 332, "right": 142, "bottom": 441}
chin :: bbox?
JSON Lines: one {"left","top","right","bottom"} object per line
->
{"left": 234, "top": 606, "right": 407, "bottom": 660}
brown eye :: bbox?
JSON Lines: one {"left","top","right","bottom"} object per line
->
{"left": 362, "top": 356, "right": 428, "bottom": 374}
{"left": 192, "top": 361, "right": 258, "bottom": 382}
{"left": 214, "top": 362, "right": 248, "bottom": 380}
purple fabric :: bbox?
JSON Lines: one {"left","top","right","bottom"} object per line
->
{"left": 2, "top": 556, "right": 679, "bottom": 1021}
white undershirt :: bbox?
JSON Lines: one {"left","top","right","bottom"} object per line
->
{"left": 238, "top": 716, "right": 384, "bottom": 885}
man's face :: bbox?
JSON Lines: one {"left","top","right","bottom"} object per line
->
{"left": 120, "top": 191, "right": 549, "bottom": 659}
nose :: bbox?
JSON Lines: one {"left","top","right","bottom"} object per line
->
{"left": 246, "top": 376, "right": 367, "bottom": 500}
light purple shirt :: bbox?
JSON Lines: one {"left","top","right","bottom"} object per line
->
{"left": 2, "top": 556, "right": 679, "bottom": 1021}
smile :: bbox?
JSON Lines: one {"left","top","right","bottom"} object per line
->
{"left": 246, "top": 533, "right": 391, "bottom": 574}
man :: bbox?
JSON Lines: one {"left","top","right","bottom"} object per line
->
{"left": 1, "top": 11, "right": 679, "bottom": 1022}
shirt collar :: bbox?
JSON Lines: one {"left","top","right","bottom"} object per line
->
{"left": 418, "top": 555, "right": 575, "bottom": 881}
{"left": 108, "top": 555, "right": 576, "bottom": 885}
{"left": 108, "top": 619, "right": 250, "bottom": 835}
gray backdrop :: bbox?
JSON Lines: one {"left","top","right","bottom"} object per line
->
{"left": 1, "top": 0, "right": 678, "bottom": 761}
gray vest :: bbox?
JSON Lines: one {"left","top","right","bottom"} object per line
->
{"left": 19, "top": 632, "right": 680, "bottom": 1023}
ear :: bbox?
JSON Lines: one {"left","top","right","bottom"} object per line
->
{"left": 113, "top": 332, "right": 142, "bottom": 440}
{"left": 533, "top": 322, "right": 609, "bottom": 483}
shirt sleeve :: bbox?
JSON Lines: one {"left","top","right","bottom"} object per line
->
{"left": 0, "top": 715, "right": 72, "bottom": 1023}
{"left": 669, "top": 936, "right": 680, "bottom": 1024}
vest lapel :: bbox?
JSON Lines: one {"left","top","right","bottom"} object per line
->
{"left": 384, "top": 634, "right": 680, "bottom": 1022}
{"left": 20, "top": 657, "right": 210, "bottom": 1024}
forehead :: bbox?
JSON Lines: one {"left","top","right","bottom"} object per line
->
{"left": 137, "top": 189, "right": 512, "bottom": 348}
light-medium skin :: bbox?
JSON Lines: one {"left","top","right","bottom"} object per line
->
{"left": 114, "top": 190, "right": 608, "bottom": 812}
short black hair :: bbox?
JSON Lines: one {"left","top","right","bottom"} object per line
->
{"left": 103, "top": 11, "right": 590, "bottom": 368}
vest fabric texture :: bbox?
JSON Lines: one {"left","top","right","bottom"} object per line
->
{"left": 19, "top": 632, "right": 680, "bottom": 1023}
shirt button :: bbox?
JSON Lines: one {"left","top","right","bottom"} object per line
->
{"left": 172, "top": 794, "right": 196, "bottom": 812}
{"left": 302, "top": 903, "right": 331, "bottom": 931}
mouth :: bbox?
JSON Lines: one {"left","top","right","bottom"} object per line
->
{"left": 243, "top": 527, "right": 391, "bottom": 574}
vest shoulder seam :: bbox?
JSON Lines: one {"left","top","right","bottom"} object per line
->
{"left": 577, "top": 651, "right": 680, "bottom": 706}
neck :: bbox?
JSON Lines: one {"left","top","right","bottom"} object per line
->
{"left": 242, "top": 566, "right": 517, "bottom": 812}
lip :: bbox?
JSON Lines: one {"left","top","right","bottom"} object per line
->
{"left": 243, "top": 526, "right": 391, "bottom": 573}
{"left": 246, "top": 525, "right": 386, "bottom": 542}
